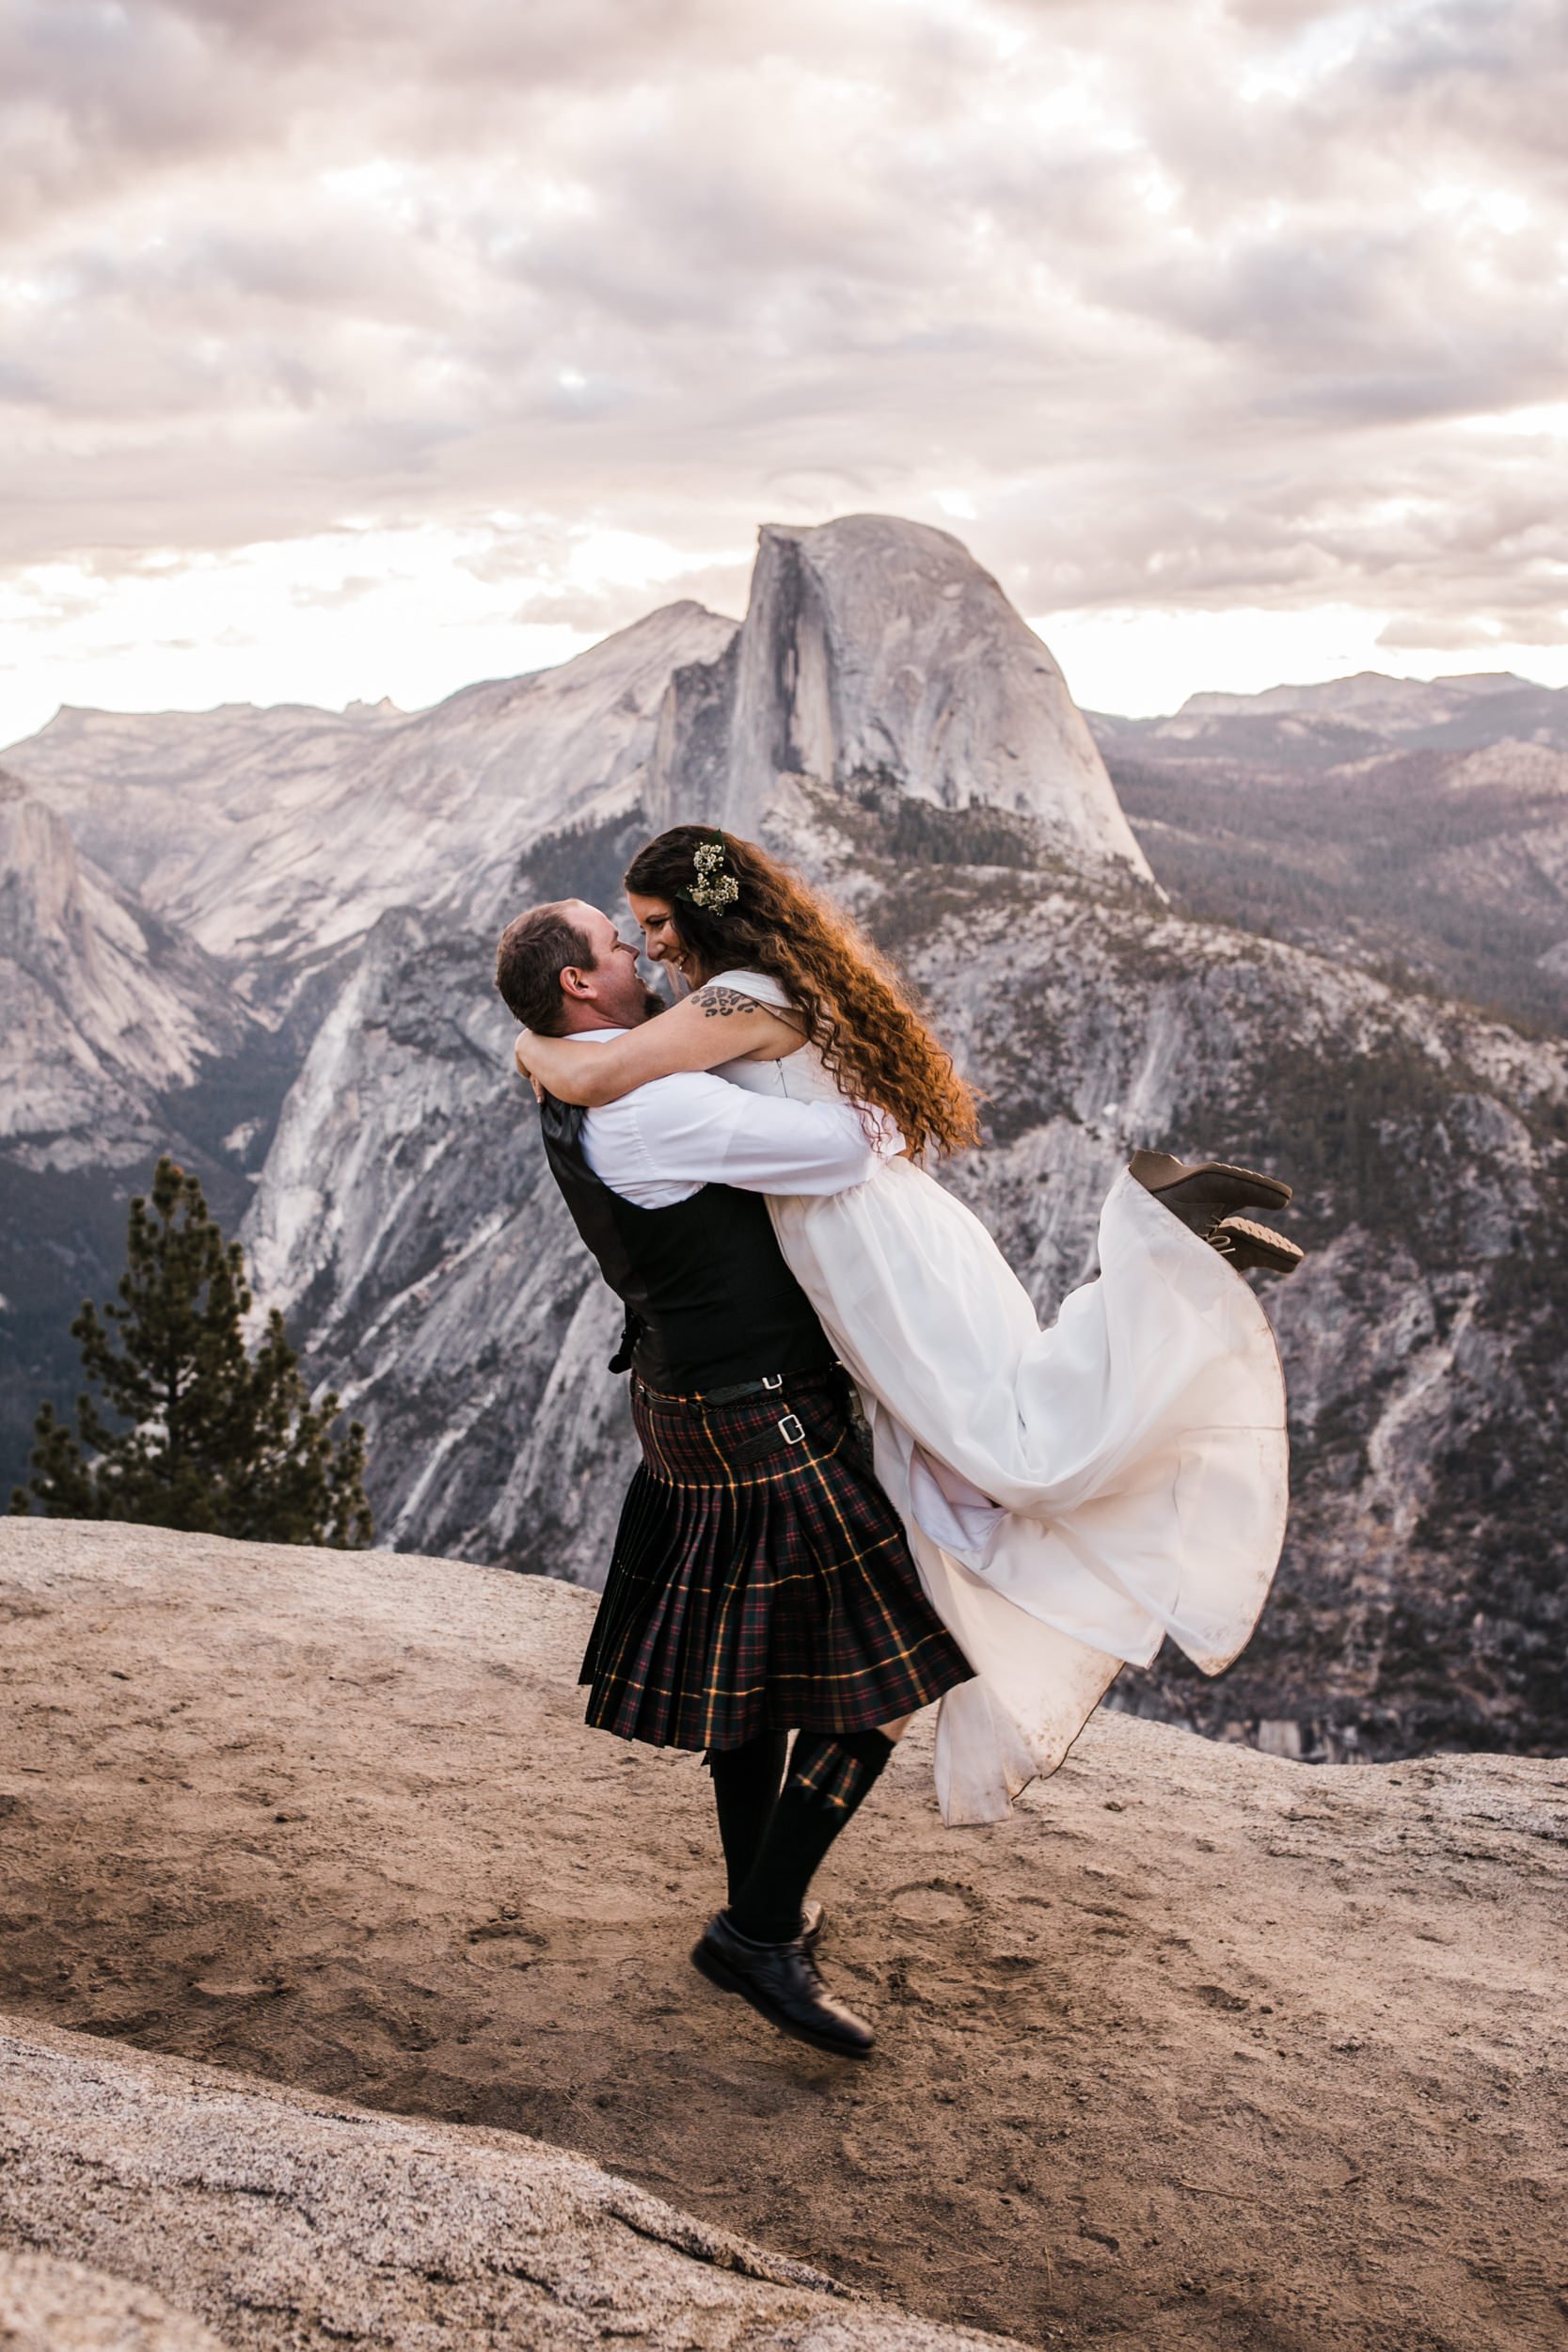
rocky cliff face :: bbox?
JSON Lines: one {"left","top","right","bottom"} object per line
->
{"left": 12, "top": 603, "right": 738, "bottom": 993}
{"left": 0, "top": 773, "right": 253, "bottom": 1164}
{"left": 649, "top": 515, "right": 1148, "bottom": 879}
{"left": 0, "top": 771, "right": 274, "bottom": 1471}
{"left": 0, "top": 606, "right": 735, "bottom": 1518}
{"left": 4, "top": 522, "right": 1566, "bottom": 1765}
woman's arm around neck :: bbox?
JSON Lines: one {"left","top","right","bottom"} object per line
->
{"left": 514, "top": 982, "right": 803, "bottom": 1106}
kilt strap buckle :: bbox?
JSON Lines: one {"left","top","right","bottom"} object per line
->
{"left": 725, "top": 1406, "right": 815, "bottom": 1467}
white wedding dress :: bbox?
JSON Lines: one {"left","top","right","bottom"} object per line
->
{"left": 708, "top": 969, "right": 1290, "bottom": 1827}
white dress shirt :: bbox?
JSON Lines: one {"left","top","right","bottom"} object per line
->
{"left": 569, "top": 1027, "right": 890, "bottom": 1209}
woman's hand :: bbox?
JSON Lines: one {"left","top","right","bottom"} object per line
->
{"left": 509, "top": 1034, "right": 545, "bottom": 1101}
{"left": 513, "top": 1030, "right": 610, "bottom": 1105}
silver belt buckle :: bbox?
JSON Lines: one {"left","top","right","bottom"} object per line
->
{"left": 762, "top": 1374, "right": 784, "bottom": 1391}
{"left": 778, "top": 1412, "right": 805, "bottom": 1444}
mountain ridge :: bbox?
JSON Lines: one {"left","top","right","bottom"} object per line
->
{"left": 5, "top": 516, "right": 1567, "bottom": 1766}
{"left": 4, "top": 600, "right": 739, "bottom": 988}
{"left": 1089, "top": 665, "right": 1568, "bottom": 763}
{"left": 1088, "top": 695, "right": 1568, "bottom": 1038}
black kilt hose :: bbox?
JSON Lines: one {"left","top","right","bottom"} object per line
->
{"left": 580, "top": 1368, "right": 973, "bottom": 1751}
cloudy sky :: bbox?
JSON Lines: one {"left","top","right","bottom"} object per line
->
{"left": 1, "top": 0, "right": 1564, "bottom": 743}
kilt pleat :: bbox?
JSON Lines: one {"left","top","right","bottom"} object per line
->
{"left": 580, "top": 1371, "right": 972, "bottom": 1751}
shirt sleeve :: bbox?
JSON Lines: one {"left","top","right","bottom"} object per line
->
{"left": 582, "top": 1069, "right": 890, "bottom": 1207}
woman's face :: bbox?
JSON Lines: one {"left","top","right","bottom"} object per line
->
{"left": 628, "top": 892, "right": 705, "bottom": 985}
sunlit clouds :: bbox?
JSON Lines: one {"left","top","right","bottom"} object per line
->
{"left": 2, "top": 0, "right": 1565, "bottom": 739}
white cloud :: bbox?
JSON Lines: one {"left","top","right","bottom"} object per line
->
{"left": 0, "top": 0, "right": 1563, "bottom": 730}
{"left": 0, "top": 506, "right": 766, "bottom": 743}
{"left": 0, "top": 526, "right": 583, "bottom": 743}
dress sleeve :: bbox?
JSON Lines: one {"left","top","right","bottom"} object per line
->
{"left": 706, "top": 968, "right": 793, "bottom": 1011}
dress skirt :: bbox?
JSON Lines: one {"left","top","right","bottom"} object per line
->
{"left": 580, "top": 1368, "right": 973, "bottom": 1751}
{"left": 768, "top": 1165, "right": 1291, "bottom": 1825}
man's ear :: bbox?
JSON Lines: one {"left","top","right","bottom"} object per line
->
{"left": 559, "top": 962, "right": 595, "bottom": 1002}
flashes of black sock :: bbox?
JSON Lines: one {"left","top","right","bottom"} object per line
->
{"left": 706, "top": 1731, "right": 789, "bottom": 1906}
{"left": 727, "top": 1728, "right": 895, "bottom": 1946}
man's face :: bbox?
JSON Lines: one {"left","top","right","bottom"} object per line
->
{"left": 558, "top": 901, "right": 661, "bottom": 1030}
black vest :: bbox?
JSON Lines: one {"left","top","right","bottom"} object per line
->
{"left": 538, "top": 1093, "right": 834, "bottom": 1394}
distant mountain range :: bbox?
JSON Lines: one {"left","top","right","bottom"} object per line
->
{"left": 1108, "top": 665, "right": 1568, "bottom": 747}
{"left": 4, "top": 527, "right": 1566, "bottom": 1766}
{"left": 1087, "top": 674, "right": 1568, "bottom": 1034}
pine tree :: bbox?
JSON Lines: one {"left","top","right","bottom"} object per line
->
{"left": 9, "top": 1156, "right": 372, "bottom": 1547}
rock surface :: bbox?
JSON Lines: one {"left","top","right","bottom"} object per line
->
{"left": 0, "top": 2249, "right": 224, "bottom": 2352}
{"left": 648, "top": 516, "right": 1148, "bottom": 879}
{"left": 2, "top": 2022, "right": 1011, "bottom": 2352}
{"left": 2, "top": 1518, "right": 1564, "bottom": 2351}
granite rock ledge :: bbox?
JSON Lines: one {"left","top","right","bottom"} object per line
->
{"left": 0, "top": 2015, "right": 1020, "bottom": 2352}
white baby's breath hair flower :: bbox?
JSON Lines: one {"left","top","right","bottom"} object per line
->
{"left": 683, "top": 835, "right": 740, "bottom": 914}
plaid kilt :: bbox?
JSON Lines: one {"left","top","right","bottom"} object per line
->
{"left": 580, "top": 1369, "right": 972, "bottom": 1752}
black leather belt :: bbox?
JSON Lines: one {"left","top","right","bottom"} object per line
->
{"left": 704, "top": 1373, "right": 795, "bottom": 1406}
{"left": 634, "top": 1369, "right": 839, "bottom": 1466}
{"left": 635, "top": 1370, "right": 830, "bottom": 1410}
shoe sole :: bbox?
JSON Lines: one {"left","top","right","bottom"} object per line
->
{"left": 690, "top": 1939, "right": 874, "bottom": 2060}
{"left": 1212, "top": 1216, "right": 1306, "bottom": 1276}
{"left": 1130, "top": 1152, "right": 1293, "bottom": 1207}
{"left": 1151, "top": 1163, "right": 1292, "bottom": 1214}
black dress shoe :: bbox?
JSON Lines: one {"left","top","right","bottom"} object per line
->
{"left": 1130, "top": 1150, "right": 1292, "bottom": 1232}
{"left": 691, "top": 1912, "right": 874, "bottom": 2059}
{"left": 1207, "top": 1215, "right": 1306, "bottom": 1277}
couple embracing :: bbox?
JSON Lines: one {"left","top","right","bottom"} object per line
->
{"left": 495, "top": 823, "right": 1296, "bottom": 2061}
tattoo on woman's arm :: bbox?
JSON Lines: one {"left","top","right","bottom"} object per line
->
{"left": 691, "top": 984, "right": 764, "bottom": 1018}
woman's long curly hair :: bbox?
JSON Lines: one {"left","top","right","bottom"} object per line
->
{"left": 623, "top": 825, "right": 981, "bottom": 1161}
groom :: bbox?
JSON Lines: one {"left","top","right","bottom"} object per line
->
{"left": 496, "top": 897, "right": 972, "bottom": 2060}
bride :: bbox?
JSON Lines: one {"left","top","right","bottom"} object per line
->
{"left": 515, "top": 823, "right": 1296, "bottom": 1825}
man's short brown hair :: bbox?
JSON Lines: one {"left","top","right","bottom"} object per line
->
{"left": 495, "top": 902, "right": 596, "bottom": 1035}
